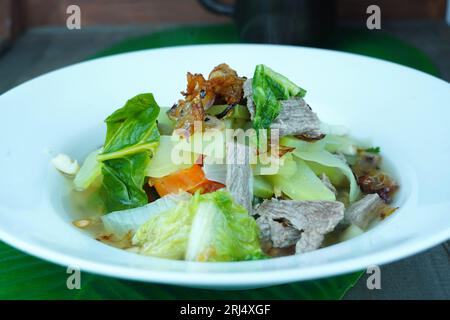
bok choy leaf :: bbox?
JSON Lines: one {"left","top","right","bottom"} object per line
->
{"left": 101, "top": 152, "right": 150, "bottom": 212}
{"left": 98, "top": 93, "right": 161, "bottom": 212}
{"left": 98, "top": 94, "right": 160, "bottom": 161}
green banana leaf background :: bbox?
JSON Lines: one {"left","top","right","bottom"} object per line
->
{"left": 0, "top": 24, "right": 439, "bottom": 300}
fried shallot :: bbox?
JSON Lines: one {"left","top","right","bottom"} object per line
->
{"left": 168, "top": 64, "right": 245, "bottom": 135}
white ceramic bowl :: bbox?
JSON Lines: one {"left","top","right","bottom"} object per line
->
{"left": 0, "top": 44, "right": 449, "bottom": 289}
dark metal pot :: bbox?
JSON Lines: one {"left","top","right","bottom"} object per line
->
{"left": 199, "top": 0, "right": 336, "bottom": 45}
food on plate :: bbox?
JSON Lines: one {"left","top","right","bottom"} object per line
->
{"left": 53, "top": 63, "right": 399, "bottom": 262}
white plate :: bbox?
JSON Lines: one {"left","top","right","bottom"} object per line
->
{"left": 0, "top": 44, "right": 449, "bottom": 289}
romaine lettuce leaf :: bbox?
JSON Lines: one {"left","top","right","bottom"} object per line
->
{"left": 132, "top": 197, "right": 195, "bottom": 260}
{"left": 186, "top": 190, "right": 264, "bottom": 262}
{"left": 102, "top": 192, "right": 191, "bottom": 238}
{"left": 133, "top": 190, "right": 264, "bottom": 261}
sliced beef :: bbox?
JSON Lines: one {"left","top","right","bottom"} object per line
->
{"left": 270, "top": 97, "right": 322, "bottom": 138}
{"left": 295, "top": 230, "right": 324, "bottom": 254}
{"left": 226, "top": 142, "right": 253, "bottom": 214}
{"left": 254, "top": 199, "right": 344, "bottom": 254}
{"left": 257, "top": 215, "right": 301, "bottom": 248}
{"left": 244, "top": 78, "right": 323, "bottom": 138}
{"left": 344, "top": 193, "right": 386, "bottom": 230}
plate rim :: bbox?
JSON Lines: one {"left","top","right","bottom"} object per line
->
{"left": 0, "top": 44, "right": 449, "bottom": 288}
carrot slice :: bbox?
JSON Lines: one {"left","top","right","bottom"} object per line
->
{"left": 150, "top": 164, "right": 224, "bottom": 197}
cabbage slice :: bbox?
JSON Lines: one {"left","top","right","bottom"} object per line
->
{"left": 253, "top": 175, "right": 274, "bottom": 199}
{"left": 280, "top": 136, "right": 326, "bottom": 152}
{"left": 305, "top": 160, "right": 346, "bottom": 187}
{"left": 322, "top": 135, "right": 358, "bottom": 155}
{"left": 102, "top": 192, "right": 191, "bottom": 238}
{"left": 73, "top": 148, "right": 103, "bottom": 191}
{"left": 293, "top": 149, "right": 360, "bottom": 203}
{"left": 157, "top": 107, "right": 175, "bottom": 135}
{"left": 270, "top": 158, "right": 336, "bottom": 201}
{"left": 170, "top": 130, "right": 226, "bottom": 160}
{"left": 252, "top": 151, "right": 296, "bottom": 176}
{"left": 146, "top": 135, "right": 198, "bottom": 178}
{"left": 280, "top": 135, "right": 361, "bottom": 203}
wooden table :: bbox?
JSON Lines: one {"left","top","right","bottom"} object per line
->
{"left": 0, "top": 22, "right": 449, "bottom": 299}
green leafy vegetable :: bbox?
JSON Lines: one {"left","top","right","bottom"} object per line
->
{"left": 99, "top": 93, "right": 160, "bottom": 161}
{"left": 365, "top": 146, "right": 381, "bottom": 154}
{"left": 133, "top": 190, "right": 264, "bottom": 261}
{"left": 101, "top": 152, "right": 150, "bottom": 212}
{"left": 102, "top": 192, "right": 191, "bottom": 238}
{"left": 98, "top": 93, "right": 161, "bottom": 212}
{"left": 133, "top": 197, "right": 194, "bottom": 260}
{"left": 252, "top": 64, "right": 306, "bottom": 131}
{"left": 186, "top": 190, "right": 264, "bottom": 262}
{"left": 263, "top": 66, "right": 307, "bottom": 98}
